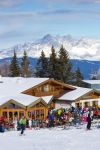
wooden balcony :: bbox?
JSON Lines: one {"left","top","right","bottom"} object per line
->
{"left": 34, "top": 90, "right": 62, "bottom": 97}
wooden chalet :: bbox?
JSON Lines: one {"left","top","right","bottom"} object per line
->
{"left": 0, "top": 77, "right": 75, "bottom": 121}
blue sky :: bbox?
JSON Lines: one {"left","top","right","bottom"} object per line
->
{"left": 0, "top": 0, "right": 100, "bottom": 49}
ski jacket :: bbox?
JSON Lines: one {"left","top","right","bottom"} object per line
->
{"left": 19, "top": 118, "right": 26, "bottom": 125}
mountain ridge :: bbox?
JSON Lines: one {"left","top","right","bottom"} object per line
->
{"left": 0, "top": 34, "right": 100, "bottom": 60}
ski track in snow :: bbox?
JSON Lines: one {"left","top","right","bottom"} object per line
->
{"left": 0, "top": 126, "right": 100, "bottom": 150}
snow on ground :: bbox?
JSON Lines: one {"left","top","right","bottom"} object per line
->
{"left": 0, "top": 125, "right": 100, "bottom": 150}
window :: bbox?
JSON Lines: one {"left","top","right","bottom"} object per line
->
{"left": 44, "top": 85, "right": 49, "bottom": 92}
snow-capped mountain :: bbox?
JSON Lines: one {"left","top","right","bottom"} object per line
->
{"left": 0, "top": 34, "right": 100, "bottom": 60}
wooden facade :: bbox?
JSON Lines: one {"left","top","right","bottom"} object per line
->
{"left": 23, "top": 79, "right": 75, "bottom": 97}
{"left": 75, "top": 91, "right": 100, "bottom": 108}
{"left": 0, "top": 100, "right": 48, "bottom": 122}
{"left": 0, "top": 100, "right": 26, "bottom": 122}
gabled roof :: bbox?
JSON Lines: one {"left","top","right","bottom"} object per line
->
{"left": 27, "top": 98, "right": 47, "bottom": 108}
{"left": 22, "top": 79, "right": 76, "bottom": 94}
{"left": 58, "top": 86, "right": 93, "bottom": 101}
{"left": 0, "top": 99, "right": 26, "bottom": 109}
{"left": 27, "top": 96, "right": 54, "bottom": 108}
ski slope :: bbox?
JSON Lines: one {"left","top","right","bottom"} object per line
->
{"left": 0, "top": 125, "right": 100, "bottom": 150}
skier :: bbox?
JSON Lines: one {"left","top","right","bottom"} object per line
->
{"left": 87, "top": 109, "right": 92, "bottom": 130}
{"left": 19, "top": 116, "right": 26, "bottom": 135}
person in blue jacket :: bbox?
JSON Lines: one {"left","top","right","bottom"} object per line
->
{"left": 49, "top": 111, "right": 54, "bottom": 127}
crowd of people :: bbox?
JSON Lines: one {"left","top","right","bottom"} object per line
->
{"left": 0, "top": 106, "right": 100, "bottom": 134}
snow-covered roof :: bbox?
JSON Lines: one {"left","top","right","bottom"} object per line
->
{"left": 0, "top": 94, "right": 39, "bottom": 107}
{"left": 0, "top": 94, "right": 54, "bottom": 107}
{"left": 82, "top": 80, "right": 100, "bottom": 84}
{"left": 0, "top": 77, "right": 49, "bottom": 97}
{"left": 58, "top": 87, "right": 92, "bottom": 101}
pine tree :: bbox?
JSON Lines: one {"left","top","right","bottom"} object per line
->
{"left": 75, "top": 67, "right": 84, "bottom": 86}
{"left": 10, "top": 51, "right": 20, "bottom": 77}
{"left": 35, "top": 50, "right": 49, "bottom": 77}
{"left": 21, "top": 51, "right": 31, "bottom": 77}
{"left": 48, "top": 46, "right": 59, "bottom": 79}
{"left": 58, "top": 45, "right": 73, "bottom": 83}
